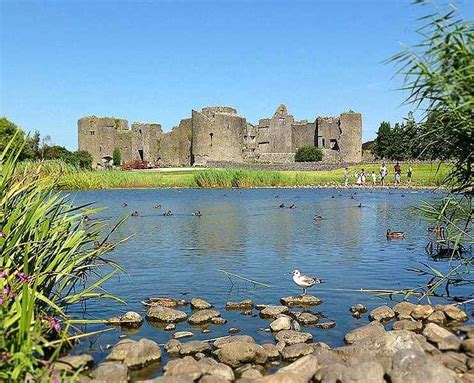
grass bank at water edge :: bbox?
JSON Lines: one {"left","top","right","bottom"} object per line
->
{"left": 53, "top": 163, "right": 450, "bottom": 190}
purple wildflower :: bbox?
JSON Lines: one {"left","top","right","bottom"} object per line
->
{"left": 50, "top": 374, "right": 60, "bottom": 383}
{"left": 48, "top": 317, "right": 61, "bottom": 333}
{"left": 3, "top": 288, "right": 10, "bottom": 295}
{"left": 17, "top": 272, "right": 30, "bottom": 283}
{"left": 0, "top": 269, "right": 6, "bottom": 279}
{"left": 0, "top": 297, "right": 4, "bottom": 305}
{"left": 1, "top": 352, "right": 11, "bottom": 361}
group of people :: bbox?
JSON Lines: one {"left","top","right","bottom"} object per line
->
{"left": 344, "top": 162, "right": 413, "bottom": 187}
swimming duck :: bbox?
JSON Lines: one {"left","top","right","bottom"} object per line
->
{"left": 386, "top": 229, "right": 405, "bottom": 239}
{"left": 289, "top": 204, "right": 296, "bottom": 209}
{"left": 154, "top": 204, "right": 162, "bottom": 209}
{"left": 193, "top": 210, "right": 202, "bottom": 217}
{"left": 131, "top": 211, "right": 139, "bottom": 217}
{"left": 279, "top": 203, "right": 285, "bottom": 208}
{"left": 122, "top": 202, "right": 128, "bottom": 207}
{"left": 313, "top": 215, "right": 323, "bottom": 221}
{"left": 164, "top": 210, "right": 173, "bottom": 216}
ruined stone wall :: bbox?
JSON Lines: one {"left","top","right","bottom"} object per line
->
{"left": 338, "top": 112, "right": 362, "bottom": 163}
{"left": 191, "top": 107, "right": 246, "bottom": 166}
{"left": 131, "top": 122, "right": 163, "bottom": 163}
{"left": 158, "top": 118, "right": 192, "bottom": 166}
{"left": 78, "top": 116, "right": 132, "bottom": 167}
{"left": 256, "top": 153, "right": 295, "bottom": 164}
{"left": 316, "top": 117, "right": 340, "bottom": 149}
{"left": 256, "top": 105, "right": 294, "bottom": 153}
{"left": 291, "top": 122, "right": 316, "bottom": 152}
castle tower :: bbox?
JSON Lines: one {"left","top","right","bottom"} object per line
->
{"left": 338, "top": 112, "right": 362, "bottom": 162}
{"left": 191, "top": 106, "right": 246, "bottom": 166}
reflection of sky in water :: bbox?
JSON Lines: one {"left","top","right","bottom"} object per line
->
{"left": 67, "top": 188, "right": 472, "bottom": 377}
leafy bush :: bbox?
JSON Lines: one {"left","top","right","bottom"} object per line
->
{"left": 294, "top": 146, "right": 323, "bottom": 162}
{"left": 113, "top": 147, "right": 121, "bottom": 166}
{"left": 0, "top": 136, "right": 125, "bottom": 380}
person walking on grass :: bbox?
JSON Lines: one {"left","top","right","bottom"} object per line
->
{"left": 361, "top": 169, "right": 366, "bottom": 185}
{"left": 380, "top": 163, "right": 388, "bottom": 186}
{"left": 344, "top": 167, "right": 349, "bottom": 187}
{"left": 394, "top": 162, "right": 401, "bottom": 185}
{"left": 407, "top": 165, "right": 413, "bottom": 185}
{"left": 371, "top": 171, "right": 377, "bottom": 186}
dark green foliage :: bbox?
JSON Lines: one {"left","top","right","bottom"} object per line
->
{"left": 113, "top": 146, "right": 121, "bottom": 166}
{"left": 294, "top": 146, "right": 323, "bottom": 162}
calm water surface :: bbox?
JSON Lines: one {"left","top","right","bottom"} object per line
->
{"left": 68, "top": 188, "right": 472, "bottom": 377}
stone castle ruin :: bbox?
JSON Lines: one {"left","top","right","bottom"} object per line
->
{"left": 78, "top": 105, "right": 362, "bottom": 168}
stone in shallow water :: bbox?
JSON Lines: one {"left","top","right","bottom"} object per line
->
{"left": 165, "top": 324, "right": 176, "bottom": 331}
{"left": 344, "top": 321, "right": 386, "bottom": 345}
{"left": 369, "top": 305, "right": 396, "bottom": 322}
{"left": 259, "top": 305, "right": 289, "bottom": 319}
{"left": 392, "top": 301, "right": 417, "bottom": 319}
{"left": 53, "top": 354, "right": 94, "bottom": 371}
{"left": 190, "top": 298, "right": 213, "bottom": 310}
{"left": 291, "top": 311, "right": 319, "bottom": 325}
{"left": 173, "top": 331, "right": 194, "bottom": 339}
{"left": 91, "top": 362, "right": 128, "bottom": 382}
{"left": 214, "top": 335, "right": 255, "bottom": 348}
{"left": 225, "top": 299, "right": 254, "bottom": 310}
{"left": 106, "top": 338, "right": 161, "bottom": 369}
{"left": 423, "top": 322, "right": 455, "bottom": 344}
{"left": 437, "top": 304, "right": 469, "bottom": 322}
{"left": 146, "top": 306, "right": 187, "bottom": 323}
{"left": 241, "top": 368, "right": 263, "bottom": 379}
{"left": 392, "top": 319, "right": 423, "bottom": 332}
{"left": 270, "top": 316, "right": 292, "bottom": 332}
{"left": 188, "top": 309, "right": 221, "bottom": 325}
{"left": 108, "top": 311, "right": 144, "bottom": 329}
{"left": 228, "top": 327, "right": 240, "bottom": 334}
{"left": 281, "top": 343, "right": 315, "bottom": 360}
{"left": 349, "top": 304, "right": 367, "bottom": 314}
{"left": 215, "top": 341, "right": 267, "bottom": 368}
{"left": 211, "top": 317, "right": 226, "bottom": 325}
{"left": 274, "top": 330, "right": 313, "bottom": 345}
{"left": 179, "top": 341, "right": 211, "bottom": 356}
{"left": 145, "top": 296, "right": 180, "bottom": 308}
{"left": 427, "top": 310, "right": 447, "bottom": 324}
{"left": 261, "top": 343, "right": 280, "bottom": 360}
{"left": 280, "top": 295, "right": 322, "bottom": 307}
{"left": 164, "top": 356, "right": 202, "bottom": 380}
{"left": 164, "top": 339, "right": 181, "bottom": 355}
{"left": 314, "top": 321, "right": 336, "bottom": 330}
{"left": 411, "top": 304, "right": 434, "bottom": 320}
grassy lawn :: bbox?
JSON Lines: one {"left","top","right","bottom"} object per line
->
{"left": 58, "top": 163, "right": 450, "bottom": 190}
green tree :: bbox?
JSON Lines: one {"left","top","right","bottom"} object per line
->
{"left": 295, "top": 146, "right": 323, "bottom": 162}
{"left": 73, "top": 150, "right": 92, "bottom": 169}
{"left": 113, "top": 147, "right": 121, "bottom": 166}
{"left": 372, "top": 121, "right": 392, "bottom": 159}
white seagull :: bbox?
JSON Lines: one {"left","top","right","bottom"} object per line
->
{"left": 292, "top": 270, "right": 323, "bottom": 295}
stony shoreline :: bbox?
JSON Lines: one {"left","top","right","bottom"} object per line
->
{"left": 53, "top": 295, "right": 473, "bottom": 382}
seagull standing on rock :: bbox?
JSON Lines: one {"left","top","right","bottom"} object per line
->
{"left": 292, "top": 270, "right": 323, "bottom": 295}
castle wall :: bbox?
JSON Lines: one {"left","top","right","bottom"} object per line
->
{"left": 338, "top": 112, "right": 362, "bottom": 162}
{"left": 257, "top": 105, "right": 294, "bottom": 153}
{"left": 158, "top": 118, "right": 192, "bottom": 166}
{"left": 316, "top": 117, "right": 340, "bottom": 149}
{"left": 131, "top": 122, "right": 162, "bottom": 163}
{"left": 291, "top": 122, "right": 316, "bottom": 152}
{"left": 191, "top": 107, "right": 246, "bottom": 166}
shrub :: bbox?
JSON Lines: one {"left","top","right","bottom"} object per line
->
{"left": 294, "top": 146, "right": 323, "bottom": 162}
{"left": 113, "top": 147, "right": 121, "bottom": 166}
{"left": 0, "top": 136, "right": 125, "bottom": 380}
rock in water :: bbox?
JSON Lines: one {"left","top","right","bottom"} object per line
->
{"left": 91, "top": 362, "right": 128, "bottom": 382}
{"left": 106, "top": 338, "right": 161, "bottom": 369}
{"left": 214, "top": 335, "right": 255, "bottom": 348}
{"left": 291, "top": 312, "right": 320, "bottom": 325}
{"left": 225, "top": 299, "right": 255, "bottom": 310}
{"left": 190, "top": 298, "right": 213, "bottom": 310}
{"left": 179, "top": 341, "right": 211, "bottom": 356}
{"left": 274, "top": 330, "right": 313, "bottom": 345}
{"left": 280, "top": 295, "right": 322, "bottom": 307}
{"left": 259, "top": 305, "right": 289, "bottom": 319}
{"left": 369, "top": 305, "right": 396, "bottom": 322}
{"left": 281, "top": 343, "right": 315, "bottom": 361}
{"left": 146, "top": 306, "right": 187, "bottom": 323}
{"left": 344, "top": 321, "right": 386, "bottom": 345}
{"left": 173, "top": 331, "right": 194, "bottom": 339}
{"left": 188, "top": 309, "right": 221, "bottom": 325}
{"left": 164, "top": 356, "right": 202, "bottom": 380}
{"left": 393, "top": 301, "right": 417, "bottom": 320}
{"left": 270, "top": 316, "right": 292, "bottom": 332}
{"left": 215, "top": 341, "right": 267, "bottom": 368}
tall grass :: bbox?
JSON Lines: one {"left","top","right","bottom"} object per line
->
{"left": 0, "top": 137, "right": 125, "bottom": 380}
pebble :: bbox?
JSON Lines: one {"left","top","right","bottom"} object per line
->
{"left": 173, "top": 331, "right": 194, "bottom": 339}
{"left": 228, "top": 328, "right": 240, "bottom": 334}
{"left": 165, "top": 324, "right": 176, "bottom": 331}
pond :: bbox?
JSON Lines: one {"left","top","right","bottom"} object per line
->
{"left": 68, "top": 187, "right": 472, "bottom": 378}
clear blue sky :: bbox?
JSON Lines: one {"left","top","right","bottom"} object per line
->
{"left": 1, "top": 0, "right": 472, "bottom": 149}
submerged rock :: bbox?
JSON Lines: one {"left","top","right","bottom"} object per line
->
{"left": 164, "top": 339, "right": 181, "bottom": 355}
{"left": 228, "top": 327, "right": 240, "bottom": 334}
{"left": 315, "top": 321, "right": 336, "bottom": 330}
{"left": 225, "top": 299, "right": 254, "bottom": 310}
{"left": 165, "top": 324, "right": 176, "bottom": 331}
{"left": 274, "top": 330, "right": 313, "bottom": 345}
{"left": 188, "top": 309, "right": 221, "bottom": 325}
{"left": 53, "top": 354, "right": 94, "bottom": 371}
{"left": 280, "top": 343, "right": 314, "bottom": 361}
{"left": 280, "top": 295, "right": 322, "bottom": 307}
{"left": 214, "top": 335, "right": 255, "bottom": 348}
{"left": 145, "top": 296, "right": 180, "bottom": 308}
{"left": 350, "top": 304, "right": 368, "bottom": 315}
{"left": 190, "top": 298, "right": 213, "bottom": 310}
{"left": 259, "top": 305, "right": 289, "bottom": 319}
{"left": 146, "top": 306, "right": 187, "bottom": 323}
{"left": 211, "top": 317, "right": 226, "bottom": 325}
